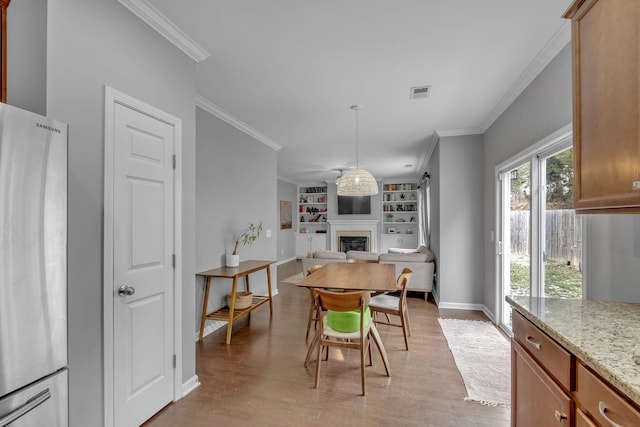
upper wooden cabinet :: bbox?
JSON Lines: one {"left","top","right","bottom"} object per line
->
{"left": 564, "top": 0, "right": 640, "bottom": 212}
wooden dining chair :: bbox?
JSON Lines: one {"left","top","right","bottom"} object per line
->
{"left": 305, "top": 264, "right": 324, "bottom": 339}
{"left": 304, "top": 289, "right": 390, "bottom": 396}
{"left": 369, "top": 268, "right": 413, "bottom": 350}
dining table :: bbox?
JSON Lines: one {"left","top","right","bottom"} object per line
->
{"left": 296, "top": 261, "right": 397, "bottom": 292}
{"left": 296, "top": 261, "right": 396, "bottom": 375}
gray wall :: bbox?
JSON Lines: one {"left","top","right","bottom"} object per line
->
{"left": 483, "top": 43, "right": 573, "bottom": 315}
{"left": 195, "top": 108, "right": 278, "bottom": 333}
{"left": 7, "top": 0, "right": 47, "bottom": 115}
{"left": 428, "top": 143, "right": 441, "bottom": 299}
{"left": 277, "top": 179, "right": 297, "bottom": 261}
{"left": 483, "top": 41, "right": 640, "bottom": 311}
{"left": 45, "top": 1, "right": 197, "bottom": 425}
{"left": 431, "top": 135, "right": 484, "bottom": 305}
{"left": 585, "top": 215, "right": 640, "bottom": 302}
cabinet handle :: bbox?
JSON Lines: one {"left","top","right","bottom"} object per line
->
{"left": 525, "top": 335, "right": 541, "bottom": 350}
{"left": 599, "top": 401, "right": 623, "bottom": 427}
{"left": 554, "top": 410, "right": 567, "bottom": 422}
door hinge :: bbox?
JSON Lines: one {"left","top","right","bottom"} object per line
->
{"left": 172, "top": 154, "right": 176, "bottom": 169}
{"left": 172, "top": 254, "right": 176, "bottom": 268}
{"left": 173, "top": 354, "right": 176, "bottom": 369}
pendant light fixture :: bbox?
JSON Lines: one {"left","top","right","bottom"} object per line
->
{"left": 336, "top": 105, "right": 379, "bottom": 196}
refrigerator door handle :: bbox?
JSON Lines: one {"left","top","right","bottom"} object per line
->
{"left": 0, "top": 388, "right": 51, "bottom": 427}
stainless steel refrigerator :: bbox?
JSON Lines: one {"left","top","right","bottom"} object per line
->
{"left": 0, "top": 104, "right": 68, "bottom": 426}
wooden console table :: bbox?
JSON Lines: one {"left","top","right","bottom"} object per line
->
{"left": 197, "top": 260, "right": 274, "bottom": 344}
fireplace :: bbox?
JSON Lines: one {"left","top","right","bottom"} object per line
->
{"left": 328, "top": 220, "right": 379, "bottom": 252}
{"left": 339, "top": 235, "right": 369, "bottom": 252}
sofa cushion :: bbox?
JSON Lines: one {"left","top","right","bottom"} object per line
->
{"left": 379, "top": 252, "right": 428, "bottom": 263}
{"left": 346, "top": 250, "right": 379, "bottom": 261}
{"left": 312, "top": 250, "right": 347, "bottom": 260}
{"left": 388, "top": 247, "right": 418, "bottom": 254}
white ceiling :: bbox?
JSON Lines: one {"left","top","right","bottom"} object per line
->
{"left": 143, "top": 0, "right": 573, "bottom": 184}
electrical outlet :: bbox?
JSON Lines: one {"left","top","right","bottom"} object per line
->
{"left": 266, "top": 229, "right": 272, "bottom": 238}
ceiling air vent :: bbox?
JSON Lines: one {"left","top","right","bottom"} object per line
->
{"left": 410, "top": 85, "right": 431, "bottom": 99}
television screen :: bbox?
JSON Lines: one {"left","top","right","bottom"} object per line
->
{"left": 337, "top": 195, "right": 371, "bottom": 214}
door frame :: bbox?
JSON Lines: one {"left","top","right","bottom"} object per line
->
{"left": 494, "top": 124, "right": 575, "bottom": 334}
{"left": 103, "top": 86, "right": 183, "bottom": 427}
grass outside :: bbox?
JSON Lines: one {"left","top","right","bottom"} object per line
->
{"left": 510, "top": 256, "right": 582, "bottom": 299}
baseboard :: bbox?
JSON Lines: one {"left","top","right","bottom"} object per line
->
{"left": 181, "top": 375, "right": 200, "bottom": 397}
{"left": 481, "top": 306, "right": 496, "bottom": 323}
{"left": 437, "top": 301, "right": 489, "bottom": 312}
{"left": 275, "top": 257, "right": 297, "bottom": 266}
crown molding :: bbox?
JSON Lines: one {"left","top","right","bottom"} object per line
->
{"left": 118, "top": 0, "right": 210, "bottom": 62}
{"left": 417, "top": 132, "right": 440, "bottom": 173}
{"left": 434, "top": 21, "right": 571, "bottom": 138}
{"left": 479, "top": 21, "right": 571, "bottom": 133}
{"left": 196, "top": 94, "right": 282, "bottom": 151}
{"left": 436, "top": 128, "right": 484, "bottom": 137}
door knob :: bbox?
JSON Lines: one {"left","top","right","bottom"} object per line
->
{"left": 118, "top": 285, "right": 135, "bottom": 296}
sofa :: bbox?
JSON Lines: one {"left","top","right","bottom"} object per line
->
{"left": 301, "top": 246, "right": 435, "bottom": 300}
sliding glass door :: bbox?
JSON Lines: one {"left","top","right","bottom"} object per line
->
{"left": 497, "top": 136, "right": 582, "bottom": 331}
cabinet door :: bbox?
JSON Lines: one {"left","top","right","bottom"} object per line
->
{"left": 566, "top": 0, "right": 640, "bottom": 211}
{"left": 295, "top": 234, "right": 310, "bottom": 258}
{"left": 309, "top": 234, "right": 326, "bottom": 253}
{"left": 512, "top": 341, "right": 573, "bottom": 427}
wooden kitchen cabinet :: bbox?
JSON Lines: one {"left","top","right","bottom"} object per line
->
{"left": 512, "top": 340, "right": 573, "bottom": 426}
{"left": 511, "top": 309, "right": 640, "bottom": 427}
{"left": 512, "top": 310, "right": 573, "bottom": 426}
{"left": 575, "top": 361, "right": 640, "bottom": 427}
{"left": 564, "top": 0, "right": 640, "bottom": 212}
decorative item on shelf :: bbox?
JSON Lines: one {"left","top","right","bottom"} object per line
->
{"left": 226, "top": 222, "right": 262, "bottom": 267}
{"left": 307, "top": 196, "right": 314, "bottom": 203}
{"left": 396, "top": 204, "right": 404, "bottom": 211}
{"left": 300, "top": 227, "right": 307, "bottom": 233}
{"left": 400, "top": 193, "right": 406, "bottom": 200}
{"left": 406, "top": 228, "right": 413, "bottom": 234}
{"left": 229, "top": 291, "right": 252, "bottom": 310}
{"left": 336, "top": 105, "right": 378, "bottom": 196}
{"left": 410, "top": 217, "right": 416, "bottom": 223}
{"left": 385, "top": 213, "right": 394, "bottom": 222}
{"left": 410, "top": 193, "right": 417, "bottom": 200}
{"left": 388, "top": 227, "right": 398, "bottom": 234}
{"left": 397, "top": 218, "right": 406, "bottom": 222}
{"left": 300, "top": 215, "right": 305, "bottom": 222}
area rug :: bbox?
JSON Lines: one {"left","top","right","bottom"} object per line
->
{"left": 280, "top": 272, "right": 304, "bottom": 284}
{"left": 437, "top": 318, "right": 511, "bottom": 406}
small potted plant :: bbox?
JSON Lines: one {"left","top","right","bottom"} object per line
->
{"left": 226, "top": 222, "right": 263, "bottom": 267}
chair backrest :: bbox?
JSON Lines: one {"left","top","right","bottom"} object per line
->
{"left": 307, "top": 264, "right": 323, "bottom": 276}
{"left": 397, "top": 268, "right": 413, "bottom": 295}
{"left": 313, "top": 289, "right": 371, "bottom": 313}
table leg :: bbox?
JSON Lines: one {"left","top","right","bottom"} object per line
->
{"left": 245, "top": 275, "right": 251, "bottom": 324}
{"left": 266, "top": 265, "right": 273, "bottom": 315}
{"left": 199, "top": 277, "right": 212, "bottom": 341}
{"left": 226, "top": 276, "right": 238, "bottom": 345}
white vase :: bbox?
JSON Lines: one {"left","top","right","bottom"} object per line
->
{"left": 226, "top": 254, "right": 240, "bottom": 267}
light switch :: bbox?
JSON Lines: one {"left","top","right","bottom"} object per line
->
{"left": 265, "top": 229, "right": 272, "bottom": 238}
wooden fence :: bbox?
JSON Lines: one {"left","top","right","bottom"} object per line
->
{"left": 510, "top": 210, "right": 582, "bottom": 270}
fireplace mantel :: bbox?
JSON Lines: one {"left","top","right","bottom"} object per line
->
{"left": 327, "top": 220, "right": 379, "bottom": 252}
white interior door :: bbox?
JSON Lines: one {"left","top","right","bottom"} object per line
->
{"left": 112, "top": 102, "right": 175, "bottom": 427}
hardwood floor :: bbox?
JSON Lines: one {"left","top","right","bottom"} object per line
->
{"left": 144, "top": 261, "right": 510, "bottom": 427}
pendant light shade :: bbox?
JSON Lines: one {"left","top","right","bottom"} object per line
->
{"left": 336, "top": 168, "right": 379, "bottom": 196}
{"left": 336, "top": 105, "right": 378, "bottom": 196}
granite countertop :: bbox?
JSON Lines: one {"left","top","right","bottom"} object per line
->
{"left": 506, "top": 295, "right": 640, "bottom": 407}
